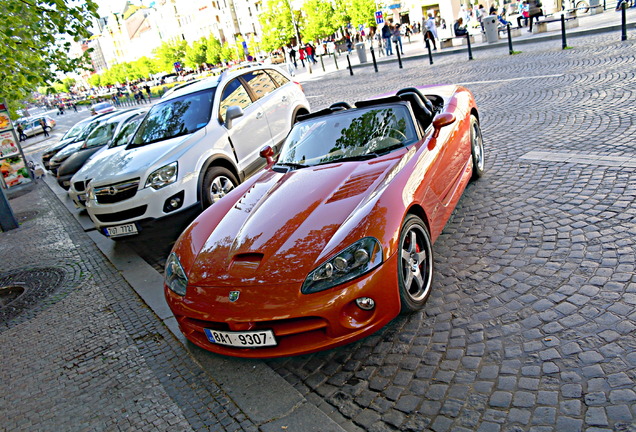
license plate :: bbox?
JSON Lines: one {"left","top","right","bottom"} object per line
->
{"left": 204, "top": 328, "right": 277, "bottom": 348}
{"left": 104, "top": 223, "right": 138, "bottom": 238}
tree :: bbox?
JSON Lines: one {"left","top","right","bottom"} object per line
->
{"left": 153, "top": 39, "right": 187, "bottom": 72}
{"left": 258, "top": 0, "right": 298, "bottom": 52}
{"left": 206, "top": 36, "right": 223, "bottom": 65}
{"left": 0, "top": 0, "right": 98, "bottom": 114}
{"left": 303, "top": 0, "right": 339, "bottom": 42}
{"left": 347, "top": 0, "right": 377, "bottom": 28}
{"left": 219, "top": 42, "right": 238, "bottom": 63}
{"left": 184, "top": 37, "right": 208, "bottom": 70}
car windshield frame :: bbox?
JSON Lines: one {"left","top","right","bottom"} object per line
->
{"left": 277, "top": 104, "right": 418, "bottom": 168}
{"left": 129, "top": 87, "right": 215, "bottom": 147}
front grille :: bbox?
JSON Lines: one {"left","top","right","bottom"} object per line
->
{"left": 93, "top": 205, "right": 147, "bottom": 223}
{"left": 94, "top": 178, "right": 140, "bottom": 204}
{"left": 183, "top": 315, "right": 328, "bottom": 337}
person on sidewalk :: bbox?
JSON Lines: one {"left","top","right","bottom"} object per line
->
{"left": 16, "top": 124, "right": 27, "bottom": 141}
{"left": 423, "top": 14, "right": 439, "bottom": 50}
{"left": 517, "top": 1, "right": 529, "bottom": 27}
{"left": 527, "top": 0, "right": 543, "bottom": 32}
{"left": 289, "top": 46, "right": 297, "bottom": 68}
{"left": 392, "top": 23, "right": 404, "bottom": 55}
{"left": 381, "top": 23, "right": 393, "bottom": 55}
{"left": 39, "top": 118, "right": 49, "bottom": 137}
{"left": 454, "top": 17, "right": 469, "bottom": 36}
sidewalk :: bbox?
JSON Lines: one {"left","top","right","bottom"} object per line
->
{"left": 289, "top": 6, "right": 636, "bottom": 82}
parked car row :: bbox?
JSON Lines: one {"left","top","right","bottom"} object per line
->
{"left": 41, "top": 64, "right": 310, "bottom": 241}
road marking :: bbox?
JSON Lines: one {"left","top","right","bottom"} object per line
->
{"left": 460, "top": 74, "right": 564, "bottom": 85}
{"left": 521, "top": 151, "right": 636, "bottom": 168}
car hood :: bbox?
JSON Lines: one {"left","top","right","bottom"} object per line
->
{"left": 88, "top": 130, "right": 203, "bottom": 186}
{"left": 52, "top": 140, "right": 84, "bottom": 162}
{"left": 188, "top": 150, "right": 412, "bottom": 287}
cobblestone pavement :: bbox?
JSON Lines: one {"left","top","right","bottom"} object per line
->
{"left": 0, "top": 185, "right": 258, "bottom": 431}
{"left": 3, "top": 29, "right": 635, "bottom": 432}
{"left": 265, "top": 32, "right": 636, "bottom": 431}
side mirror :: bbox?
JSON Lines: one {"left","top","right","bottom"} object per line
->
{"left": 428, "top": 112, "right": 456, "bottom": 149}
{"left": 259, "top": 145, "right": 275, "bottom": 166}
{"left": 225, "top": 106, "right": 244, "bottom": 130}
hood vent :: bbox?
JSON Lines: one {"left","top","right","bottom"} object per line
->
{"left": 230, "top": 253, "right": 264, "bottom": 273}
{"left": 326, "top": 171, "right": 382, "bottom": 203}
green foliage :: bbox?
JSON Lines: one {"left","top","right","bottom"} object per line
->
{"left": 185, "top": 37, "right": 208, "bottom": 69}
{"left": 332, "top": 0, "right": 351, "bottom": 28}
{"left": 153, "top": 39, "right": 188, "bottom": 72}
{"left": 0, "top": 0, "right": 99, "bottom": 114}
{"left": 347, "top": 0, "right": 376, "bottom": 28}
{"left": 206, "top": 36, "right": 223, "bottom": 65}
{"left": 259, "top": 0, "right": 297, "bottom": 51}
{"left": 303, "top": 0, "right": 338, "bottom": 42}
{"left": 220, "top": 42, "right": 238, "bottom": 63}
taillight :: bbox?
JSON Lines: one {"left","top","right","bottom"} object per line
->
{"left": 294, "top": 81, "right": 304, "bottom": 93}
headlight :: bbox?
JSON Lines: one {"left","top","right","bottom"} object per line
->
{"left": 165, "top": 252, "right": 188, "bottom": 296}
{"left": 301, "top": 237, "right": 383, "bottom": 294}
{"left": 145, "top": 162, "right": 178, "bottom": 190}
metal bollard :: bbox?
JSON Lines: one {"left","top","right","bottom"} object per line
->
{"left": 425, "top": 39, "right": 433, "bottom": 65}
{"left": 622, "top": 1, "right": 627, "bottom": 41}
{"left": 561, "top": 15, "right": 568, "bottom": 49}
{"left": 370, "top": 46, "right": 378, "bottom": 72}
{"left": 320, "top": 54, "right": 325, "bottom": 72}
{"left": 466, "top": 34, "right": 473, "bottom": 60}
{"left": 507, "top": 24, "right": 514, "bottom": 54}
{"left": 347, "top": 54, "right": 353, "bottom": 75}
{"left": 395, "top": 41, "right": 403, "bottom": 69}
{"left": 333, "top": 52, "right": 339, "bottom": 70}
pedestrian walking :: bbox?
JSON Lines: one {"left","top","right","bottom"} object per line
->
{"left": 381, "top": 23, "right": 393, "bottom": 55}
{"left": 144, "top": 85, "right": 151, "bottom": 101}
{"left": 16, "top": 124, "right": 27, "bottom": 141}
{"left": 299, "top": 47, "right": 306, "bottom": 67}
{"left": 289, "top": 46, "right": 297, "bottom": 68}
{"left": 423, "top": 14, "right": 439, "bottom": 50}
{"left": 527, "top": 0, "right": 542, "bottom": 32}
{"left": 392, "top": 24, "right": 404, "bottom": 55}
{"left": 39, "top": 118, "right": 49, "bottom": 137}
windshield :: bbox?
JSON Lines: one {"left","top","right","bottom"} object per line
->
{"left": 110, "top": 116, "right": 143, "bottom": 147}
{"left": 62, "top": 120, "right": 89, "bottom": 140}
{"left": 85, "top": 123, "right": 115, "bottom": 148}
{"left": 130, "top": 88, "right": 214, "bottom": 146}
{"left": 278, "top": 105, "right": 418, "bottom": 167}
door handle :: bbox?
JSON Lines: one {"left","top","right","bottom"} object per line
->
{"left": 256, "top": 112, "right": 264, "bottom": 119}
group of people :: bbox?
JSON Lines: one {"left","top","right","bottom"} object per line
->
{"left": 16, "top": 118, "right": 50, "bottom": 142}
{"left": 287, "top": 43, "right": 318, "bottom": 69}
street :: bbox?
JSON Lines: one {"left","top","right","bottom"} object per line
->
{"left": 2, "top": 28, "right": 635, "bottom": 431}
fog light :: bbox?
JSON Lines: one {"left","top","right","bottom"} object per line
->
{"left": 163, "top": 191, "right": 185, "bottom": 213}
{"left": 169, "top": 197, "right": 181, "bottom": 208}
{"left": 355, "top": 297, "right": 375, "bottom": 310}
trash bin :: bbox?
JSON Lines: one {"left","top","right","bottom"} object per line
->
{"left": 355, "top": 43, "right": 367, "bottom": 64}
{"left": 483, "top": 15, "right": 499, "bottom": 44}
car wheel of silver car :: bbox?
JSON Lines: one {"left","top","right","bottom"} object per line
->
{"left": 398, "top": 214, "right": 433, "bottom": 313}
{"left": 470, "top": 115, "right": 485, "bottom": 179}
{"left": 202, "top": 166, "right": 238, "bottom": 209}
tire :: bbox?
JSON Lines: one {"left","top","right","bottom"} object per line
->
{"left": 470, "top": 115, "right": 485, "bottom": 180}
{"left": 201, "top": 166, "right": 238, "bottom": 209}
{"left": 397, "top": 215, "right": 434, "bottom": 313}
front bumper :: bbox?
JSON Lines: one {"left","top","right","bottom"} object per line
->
{"left": 86, "top": 179, "right": 197, "bottom": 233}
{"left": 165, "top": 256, "right": 401, "bottom": 358}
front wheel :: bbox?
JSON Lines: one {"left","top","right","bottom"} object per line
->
{"left": 201, "top": 166, "right": 238, "bottom": 209}
{"left": 470, "top": 115, "right": 485, "bottom": 179}
{"left": 398, "top": 215, "right": 434, "bottom": 313}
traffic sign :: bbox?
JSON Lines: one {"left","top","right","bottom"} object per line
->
{"left": 375, "top": 11, "right": 384, "bottom": 24}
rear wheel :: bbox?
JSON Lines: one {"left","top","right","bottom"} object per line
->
{"left": 398, "top": 215, "right": 434, "bottom": 313}
{"left": 201, "top": 166, "right": 238, "bottom": 209}
{"left": 470, "top": 115, "right": 485, "bottom": 179}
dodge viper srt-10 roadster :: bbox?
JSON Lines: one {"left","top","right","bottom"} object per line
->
{"left": 165, "top": 86, "right": 485, "bottom": 358}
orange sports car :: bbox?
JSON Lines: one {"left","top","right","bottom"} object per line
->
{"left": 164, "top": 86, "right": 485, "bottom": 358}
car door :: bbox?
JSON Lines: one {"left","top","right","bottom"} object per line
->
{"left": 241, "top": 69, "right": 290, "bottom": 149}
{"left": 218, "top": 77, "right": 273, "bottom": 177}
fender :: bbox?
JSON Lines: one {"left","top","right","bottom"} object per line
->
{"left": 196, "top": 150, "right": 241, "bottom": 203}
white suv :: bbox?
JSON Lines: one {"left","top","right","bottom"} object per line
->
{"left": 85, "top": 64, "right": 310, "bottom": 238}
